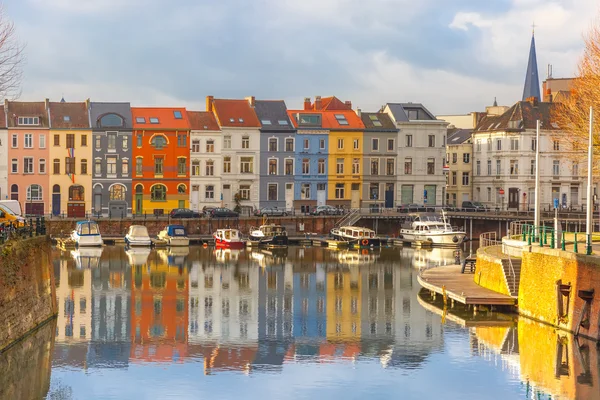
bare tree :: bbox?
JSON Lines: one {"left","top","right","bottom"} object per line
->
{"left": 0, "top": 6, "right": 24, "bottom": 100}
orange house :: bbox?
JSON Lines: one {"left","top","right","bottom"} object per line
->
{"left": 131, "top": 108, "right": 190, "bottom": 215}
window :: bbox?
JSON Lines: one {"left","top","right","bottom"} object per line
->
{"left": 122, "top": 136, "right": 127, "bottom": 150}
{"left": 428, "top": 135, "right": 435, "bottom": 147}
{"left": 530, "top": 160, "right": 535, "bottom": 176}
{"left": 151, "top": 135, "right": 167, "bottom": 150}
{"left": 285, "top": 138, "right": 294, "bottom": 152}
{"left": 406, "top": 135, "right": 412, "bottom": 147}
{"left": 223, "top": 157, "right": 231, "bottom": 173}
{"left": 268, "top": 138, "right": 277, "bottom": 152}
{"left": 387, "top": 139, "right": 394, "bottom": 151}
{"left": 202, "top": 139, "right": 213, "bottom": 153}
{"left": 496, "top": 159, "right": 501, "bottom": 175}
{"left": 109, "top": 184, "right": 125, "bottom": 201}
{"left": 487, "top": 139, "right": 492, "bottom": 151}
{"left": 23, "top": 157, "right": 33, "bottom": 174}
{"left": 573, "top": 162, "right": 579, "bottom": 177}
{"left": 462, "top": 172, "right": 469, "bottom": 186}
{"left": 173, "top": 110, "right": 183, "bottom": 119}
{"left": 155, "top": 158, "right": 164, "bottom": 175}
{"left": 224, "top": 136, "right": 231, "bottom": 149}
{"left": 316, "top": 158, "right": 325, "bottom": 174}
{"left": 38, "top": 159, "right": 46, "bottom": 174}
{"left": 106, "top": 157, "right": 116, "bottom": 175}
{"left": 301, "top": 183, "right": 310, "bottom": 199}
{"left": 240, "top": 157, "right": 253, "bottom": 173}
{"left": 80, "top": 134, "right": 88, "bottom": 147}
{"left": 100, "top": 113, "right": 123, "bottom": 127}
{"left": 268, "top": 184, "right": 277, "bottom": 201}
{"left": 178, "top": 184, "right": 186, "bottom": 194}
{"left": 463, "top": 153, "right": 470, "bottom": 163}
{"left": 136, "top": 134, "right": 142, "bottom": 147}
{"left": 239, "top": 185, "right": 250, "bottom": 200}
{"left": 476, "top": 160, "right": 481, "bottom": 176}
{"left": 487, "top": 160, "right": 492, "bottom": 175}
{"left": 553, "top": 160, "right": 560, "bottom": 176}
{"left": 386, "top": 158, "right": 394, "bottom": 175}
{"left": 242, "top": 136, "right": 249, "bottom": 149}
{"left": 11, "top": 158, "right": 17, "bottom": 173}
{"left": 65, "top": 134, "right": 74, "bottom": 149}
{"left": 553, "top": 140, "right": 560, "bottom": 151}
{"left": 319, "top": 138, "right": 325, "bottom": 150}
{"left": 65, "top": 157, "right": 75, "bottom": 175}
{"left": 22, "top": 133, "right": 33, "bottom": 148}
{"left": 452, "top": 153, "right": 457, "bottom": 164}
{"left": 487, "top": 187, "right": 492, "bottom": 201}
{"left": 94, "top": 159, "right": 101, "bottom": 175}
{"left": 178, "top": 158, "right": 187, "bottom": 175}
{"left": 122, "top": 159, "right": 129, "bottom": 175}
{"left": 177, "top": 133, "right": 187, "bottom": 147}
{"left": 108, "top": 133, "right": 117, "bottom": 150}
{"left": 476, "top": 139, "right": 481, "bottom": 152}
{"left": 335, "top": 114, "right": 349, "bottom": 125}
{"left": 268, "top": 159, "right": 277, "bottom": 175}
{"left": 18, "top": 116, "right": 39, "bottom": 126}
{"left": 372, "top": 138, "right": 379, "bottom": 151}
{"left": 371, "top": 159, "right": 379, "bottom": 175}
{"left": 302, "top": 158, "right": 310, "bottom": 175}
{"left": 135, "top": 117, "right": 146, "bottom": 124}
{"left": 370, "top": 183, "right": 379, "bottom": 200}
{"left": 11, "top": 134, "right": 17, "bottom": 148}
{"left": 336, "top": 158, "right": 344, "bottom": 174}
{"left": 353, "top": 139, "right": 359, "bottom": 150}
{"left": 427, "top": 158, "right": 435, "bottom": 175}
{"left": 404, "top": 158, "right": 412, "bottom": 175}
{"left": 303, "top": 138, "right": 309, "bottom": 150}
{"left": 205, "top": 185, "right": 214, "bottom": 200}
{"left": 149, "top": 117, "right": 159, "bottom": 124}
{"left": 496, "top": 139, "right": 502, "bottom": 151}
{"left": 136, "top": 158, "right": 143, "bottom": 176}
{"left": 335, "top": 183, "right": 345, "bottom": 199}
{"left": 192, "top": 140, "right": 200, "bottom": 152}
{"left": 369, "top": 114, "right": 383, "bottom": 127}
{"left": 531, "top": 138, "right": 537, "bottom": 151}
{"left": 351, "top": 158, "right": 359, "bottom": 174}
{"left": 285, "top": 158, "right": 294, "bottom": 175}
{"left": 510, "top": 138, "right": 519, "bottom": 151}
{"left": 80, "top": 159, "right": 87, "bottom": 175}
{"left": 69, "top": 185, "right": 84, "bottom": 201}
{"left": 151, "top": 185, "right": 167, "bottom": 201}
{"left": 510, "top": 160, "right": 518, "bottom": 176}
{"left": 451, "top": 171, "right": 457, "bottom": 185}
{"left": 261, "top": 119, "right": 272, "bottom": 125}
{"left": 298, "top": 114, "right": 321, "bottom": 125}
{"left": 337, "top": 138, "right": 344, "bottom": 149}
{"left": 192, "top": 160, "right": 200, "bottom": 176}
{"left": 27, "top": 185, "right": 42, "bottom": 201}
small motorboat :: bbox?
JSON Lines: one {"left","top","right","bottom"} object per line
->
{"left": 157, "top": 224, "right": 190, "bottom": 247}
{"left": 398, "top": 211, "right": 466, "bottom": 247}
{"left": 330, "top": 226, "right": 382, "bottom": 248}
{"left": 125, "top": 225, "right": 152, "bottom": 247}
{"left": 213, "top": 228, "right": 244, "bottom": 249}
{"left": 71, "top": 220, "right": 103, "bottom": 247}
{"left": 249, "top": 224, "right": 288, "bottom": 247}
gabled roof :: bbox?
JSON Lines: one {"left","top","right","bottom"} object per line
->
{"left": 360, "top": 112, "right": 397, "bottom": 131}
{"left": 187, "top": 111, "right": 220, "bottom": 131}
{"left": 474, "top": 100, "right": 558, "bottom": 133}
{"left": 447, "top": 128, "right": 472, "bottom": 145}
{"left": 287, "top": 109, "right": 365, "bottom": 130}
{"left": 49, "top": 101, "right": 90, "bottom": 129}
{"left": 131, "top": 107, "right": 189, "bottom": 129}
{"left": 385, "top": 103, "right": 437, "bottom": 122}
{"left": 304, "top": 96, "right": 353, "bottom": 111}
{"left": 5, "top": 101, "right": 50, "bottom": 128}
{"left": 254, "top": 100, "right": 295, "bottom": 131}
{"left": 211, "top": 99, "right": 260, "bottom": 128}
{"left": 90, "top": 102, "right": 133, "bottom": 129}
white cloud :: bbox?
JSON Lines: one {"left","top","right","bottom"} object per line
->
{"left": 25, "top": 0, "right": 138, "bottom": 13}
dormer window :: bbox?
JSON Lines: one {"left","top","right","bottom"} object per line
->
{"left": 149, "top": 117, "right": 159, "bottom": 124}
{"left": 135, "top": 117, "right": 146, "bottom": 124}
{"left": 18, "top": 116, "right": 39, "bottom": 126}
{"left": 297, "top": 114, "right": 321, "bottom": 126}
{"left": 100, "top": 113, "right": 124, "bottom": 127}
{"left": 278, "top": 120, "right": 288, "bottom": 125}
{"left": 335, "top": 114, "right": 349, "bottom": 125}
{"left": 173, "top": 110, "right": 183, "bottom": 119}
{"left": 64, "top": 116, "right": 71, "bottom": 122}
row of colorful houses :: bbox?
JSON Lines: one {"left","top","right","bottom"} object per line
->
{"left": 0, "top": 96, "right": 447, "bottom": 217}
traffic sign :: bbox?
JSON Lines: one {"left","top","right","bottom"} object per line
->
{"left": 554, "top": 198, "right": 559, "bottom": 209}
{"left": 499, "top": 189, "right": 505, "bottom": 195}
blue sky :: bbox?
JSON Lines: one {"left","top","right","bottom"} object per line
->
{"left": 5, "top": 0, "right": 598, "bottom": 114}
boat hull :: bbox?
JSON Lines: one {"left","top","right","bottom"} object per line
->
{"left": 125, "top": 235, "right": 152, "bottom": 247}
{"left": 167, "top": 237, "right": 190, "bottom": 247}
{"left": 399, "top": 230, "right": 466, "bottom": 247}
{"left": 214, "top": 238, "right": 245, "bottom": 249}
{"left": 331, "top": 234, "right": 382, "bottom": 248}
{"left": 250, "top": 234, "right": 288, "bottom": 247}
{"left": 72, "top": 233, "right": 103, "bottom": 247}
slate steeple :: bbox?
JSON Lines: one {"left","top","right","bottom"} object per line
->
{"left": 522, "top": 31, "right": 541, "bottom": 101}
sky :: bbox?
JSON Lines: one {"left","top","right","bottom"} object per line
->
{"left": 4, "top": 0, "right": 599, "bottom": 115}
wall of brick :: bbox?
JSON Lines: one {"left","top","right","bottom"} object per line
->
{"left": 0, "top": 235, "right": 57, "bottom": 352}
{"left": 519, "top": 246, "right": 600, "bottom": 341}
{"left": 474, "top": 250, "right": 511, "bottom": 296}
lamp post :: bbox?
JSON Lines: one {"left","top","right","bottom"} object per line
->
{"left": 586, "top": 106, "right": 594, "bottom": 255}
{"left": 534, "top": 120, "right": 541, "bottom": 240}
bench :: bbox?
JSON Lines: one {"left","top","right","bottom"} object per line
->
{"left": 461, "top": 257, "right": 476, "bottom": 274}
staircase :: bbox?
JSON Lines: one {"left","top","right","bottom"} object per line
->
{"left": 501, "top": 258, "right": 522, "bottom": 298}
{"left": 335, "top": 209, "right": 361, "bottom": 228}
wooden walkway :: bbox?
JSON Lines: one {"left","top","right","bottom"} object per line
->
{"left": 417, "top": 265, "right": 516, "bottom": 306}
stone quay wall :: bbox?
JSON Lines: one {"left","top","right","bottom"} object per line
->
{"left": 0, "top": 235, "right": 57, "bottom": 352}
{"left": 474, "top": 248, "right": 511, "bottom": 296}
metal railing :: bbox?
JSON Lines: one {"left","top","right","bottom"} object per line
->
{"left": 480, "top": 231, "right": 502, "bottom": 248}
{"left": 0, "top": 217, "right": 47, "bottom": 245}
{"left": 520, "top": 223, "right": 594, "bottom": 255}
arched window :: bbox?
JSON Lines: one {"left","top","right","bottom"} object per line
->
{"left": 110, "top": 184, "right": 126, "bottom": 201}
{"left": 10, "top": 184, "right": 18, "bottom": 200}
{"left": 99, "top": 113, "right": 124, "bottom": 127}
{"left": 150, "top": 135, "right": 167, "bottom": 150}
{"left": 27, "top": 184, "right": 43, "bottom": 201}
{"left": 69, "top": 185, "right": 85, "bottom": 201}
{"left": 135, "top": 184, "right": 143, "bottom": 194}
{"left": 177, "top": 184, "right": 186, "bottom": 194}
{"left": 53, "top": 184, "right": 60, "bottom": 194}
{"left": 151, "top": 184, "right": 167, "bottom": 201}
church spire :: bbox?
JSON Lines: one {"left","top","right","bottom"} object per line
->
{"left": 522, "top": 31, "right": 541, "bottom": 101}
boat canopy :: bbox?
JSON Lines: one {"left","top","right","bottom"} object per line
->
{"left": 166, "top": 225, "right": 187, "bottom": 237}
{"left": 128, "top": 225, "right": 149, "bottom": 237}
{"left": 76, "top": 220, "right": 100, "bottom": 236}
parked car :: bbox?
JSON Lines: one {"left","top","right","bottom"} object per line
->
{"left": 462, "top": 201, "right": 486, "bottom": 212}
{"left": 397, "top": 203, "right": 427, "bottom": 213}
{"left": 311, "top": 205, "right": 343, "bottom": 216}
{"left": 253, "top": 207, "right": 288, "bottom": 217}
{"left": 209, "top": 207, "right": 239, "bottom": 218}
{"left": 170, "top": 208, "right": 202, "bottom": 218}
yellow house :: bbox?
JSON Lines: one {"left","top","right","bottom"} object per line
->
{"left": 48, "top": 100, "right": 92, "bottom": 217}
{"left": 326, "top": 268, "right": 361, "bottom": 340}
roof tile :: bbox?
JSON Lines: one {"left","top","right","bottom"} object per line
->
{"left": 49, "top": 101, "right": 90, "bottom": 129}
{"left": 211, "top": 99, "right": 260, "bottom": 128}
{"left": 187, "top": 111, "right": 220, "bottom": 131}
{"left": 131, "top": 107, "right": 190, "bottom": 129}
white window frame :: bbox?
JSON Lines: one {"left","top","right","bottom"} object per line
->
{"left": 23, "top": 157, "right": 34, "bottom": 174}
{"left": 24, "top": 133, "right": 33, "bottom": 149}
{"left": 267, "top": 183, "right": 278, "bottom": 201}
{"left": 11, "top": 158, "right": 18, "bottom": 173}
{"left": 39, "top": 134, "right": 46, "bottom": 149}
{"left": 39, "top": 158, "right": 46, "bottom": 174}
{"left": 11, "top": 134, "right": 17, "bottom": 148}
{"left": 372, "top": 138, "right": 379, "bottom": 152}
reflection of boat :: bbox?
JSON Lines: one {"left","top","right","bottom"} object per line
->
{"left": 70, "top": 247, "right": 104, "bottom": 268}
{"left": 157, "top": 225, "right": 190, "bottom": 247}
{"left": 213, "top": 228, "right": 244, "bottom": 249}
{"left": 125, "top": 247, "right": 151, "bottom": 266}
{"left": 336, "top": 249, "right": 379, "bottom": 265}
{"left": 399, "top": 212, "right": 466, "bottom": 247}
{"left": 249, "top": 224, "right": 288, "bottom": 247}
{"left": 71, "top": 220, "right": 103, "bottom": 247}
{"left": 214, "top": 248, "right": 242, "bottom": 263}
{"left": 168, "top": 247, "right": 189, "bottom": 267}
{"left": 412, "top": 248, "right": 459, "bottom": 269}
{"left": 330, "top": 226, "right": 383, "bottom": 248}
{"left": 125, "top": 225, "right": 152, "bottom": 247}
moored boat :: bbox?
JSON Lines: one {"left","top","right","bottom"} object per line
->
{"left": 398, "top": 212, "right": 466, "bottom": 247}
{"left": 157, "top": 224, "right": 190, "bottom": 247}
{"left": 248, "top": 224, "right": 288, "bottom": 247}
{"left": 213, "top": 228, "right": 245, "bottom": 249}
{"left": 330, "top": 226, "right": 382, "bottom": 248}
{"left": 71, "top": 220, "right": 103, "bottom": 247}
{"left": 125, "top": 225, "right": 152, "bottom": 247}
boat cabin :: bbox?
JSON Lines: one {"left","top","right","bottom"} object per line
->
{"left": 76, "top": 220, "right": 101, "bottom": 236}
{"left": 339, "top": 226, "right": 376, "bottom": 239}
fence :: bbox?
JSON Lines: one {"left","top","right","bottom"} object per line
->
{"left": 0, "top": 217, "right": 47, "bottom": 245}
{"left": 519, "top": 223, "right": 596, "bottom": 255}
{"left": 480, "top": 231, "right": 502, "bottom": 248}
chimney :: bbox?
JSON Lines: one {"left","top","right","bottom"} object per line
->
{"left": 246, "top": 96, "right": 255, "bottom": 107}
{"left": 85, "top": 98, "right": 90, "bottom": 110}
{"left": 345, "top": 100, "right": 352, "bottom": 109}
{"left": 526, "top": 96, "right": 539, "bottom": 107}
{"left": 356, "top": 108, "right": 362, "bottom": 117}
{"left": 206, "top": 96, "right": 214, "bottom": 112}
{"left": 45, "top": 98, "right": 49, "bottom": 110}
{"left": 303, "top": 97, "right": 311, "bottom": 111}
{"left": 315, "top": 96, "right": 322, "bottom": 110}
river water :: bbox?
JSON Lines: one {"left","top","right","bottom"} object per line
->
{"left": 1, "top": 245, "right": 598, "bottom": 400}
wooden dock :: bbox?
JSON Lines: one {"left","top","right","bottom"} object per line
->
{"left": 417, "top": 264, "right": 516, "bottom": 306}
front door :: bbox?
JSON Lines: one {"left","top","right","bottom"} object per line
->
{"left": 94, "top": 193, "right": 102, "bottom": 215}
{"left": 109, "top": 201, "right": 126, "bottom": 218}
{"left": 25, "top": 203, "right": 44, "bottom": 216}
{"left": 191, "top": 186, "right": 199, "bottom": 211}
{"left": 285, "top": 183, "right": 293, "bottom": 211}
{"left": 401, "top": 185, "right": 413, "bottom": 205}
{"left": 135, "top": 194, "right": 143, "bottom": 215}
{"left": 222, "top": 184, "right": 231, "bottom": 208}
{"left": 178, "top": 200, "right": 185, "bottom": 209}
{"left": 67, "top": 203, "right": 85, "bottom": 218}
{"left": 317, "top": 185, "right": 326, "bottom": 206}
{"left": 508, "top": 188, "right": 519, "bottom": 210}
{"left": 52, "top": 194, "right": 61, "bottom": 216}
{"left": 351, "top": 183, "right": 360, "bottom": 209}
{"left": 385, "top": 183, "right": 394, "bottom": 208}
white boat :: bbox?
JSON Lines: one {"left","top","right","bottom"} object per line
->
{"left": 330, "top": 226, "right": 383, "bottom": 248}
{"left": 337, "top": 249, "right": 379, "bottom": 265}
{"left": 248, "top": 224, "right": 288, "bottom": 247}
{"left": 398, "top": 211, "right": 466, "bottom": 247}
{"left": 71, "top": 220, "right": 103, "bottom": 247}
{"left": 213, "top": 228, "right": 245, "bottom": 249}
{"left": 125, "top": 225, "right": 152, "bottom": 247}
{"left": 157, "top": 224, "right": 190, "bottom": 247}
{"left": 70, "top": 247, "right": 103, "bottom": 268}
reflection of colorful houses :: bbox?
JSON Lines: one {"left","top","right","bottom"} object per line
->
{"left": 293, "top": 264, "right": 327, "bottom": 343}
{"left": 326, "top": 266, "right": 361, "bottom": 341}
{"left": 360, "top": 265, "right": 395, "bottom": 339}
{"left": 130, "top": 251, "right": 188, "bottom": 362}
{"left": 131, "top": 107, "right": 190, "bottom": 215}
{"left": 48, "top": 100, "right": 92, "bottom": 217}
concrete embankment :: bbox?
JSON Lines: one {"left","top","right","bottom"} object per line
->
{"left": 0, "top": 235, "right": 57, "bottom": 352}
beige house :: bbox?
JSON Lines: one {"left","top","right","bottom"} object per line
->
{"left": 446, "top": 129, "right": 473, "bottom": 207}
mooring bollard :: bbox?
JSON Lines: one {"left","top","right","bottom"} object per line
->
{"left": 587, "top": 234, "right": 592, "bottom": 255}
{"left": 574, "top": 233, "right": 578, "bottom": 253}
{"left": 562, "top": 233, "right": 566, "bottom": 251}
